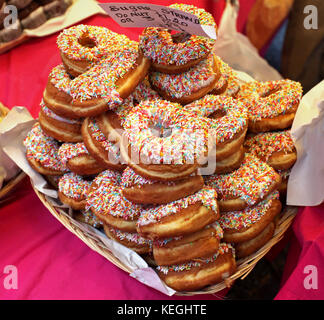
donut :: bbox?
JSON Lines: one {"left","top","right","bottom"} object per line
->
{"left": 93, "top": 96, "right": 135, "bottom": 145}
{"left": 153, "top": 222, "right": 223, "bottom": 266}
{"left": 209, "top": 144, "right": 245, "bottom": 175}
{"left": 58, "top": 142, "right": 105, "bottom": 175}
{"left": 243, "top": 130, "right": 297, "bottom": 171}
{"left": 234, "top": 220, "right": 276, "bottom": 259}
{"left": 120, "top": 99, "right": 207, "bottom": 181}
{"left": 236, "top": 80, "right": 303, "bottom": 132}
{"left": 43, "top": 47, "right": 150, "bottom": 118}
{"left": 136, "top": 187, "right": 219, "bottom": 240}
{"left": 81, "top": 117, "right": 125, "bottom": 171}
{"left": 211, "top": 58, "right": 241, "bottom": 97}
{"left": 204, "top": 153, "right": 281, "bottom": 212}
{"left": 219, "top": 191, "right": 282, "bottom": 244}
{"left": 104, "top": 225, "right": 152, "bottom": 255}
{"left": 21, "top": 7, "right": 47, "bottom": 30}
{"left": 39, "top": 100, "right": 83, "bottom": 143}
{"left": 57, "top": 25, "right": 133, "bottom": 77}
{"left": 149, "top": 54, "right": 220, "bottom": 105}
{"left": 185, "top": 94, "right": 248, "bottom": 161}
{"left": 86, "top": 170, "right": 144, "bottom": 232}
{"left": 131, "top": 78, "right": 161, "bottom": 104}
{"left": 58, "top": 172, "right": 91, "bottom": 210}
{"left": 24, "top": 123, "right": 68, "bottom": 175}
{"left": 121, "top": 166, "right": 204, "bottom": 204}
{"left": 73, "top": 210, "right": 103, "bottom": 229}
{"left": 42, "top": 64, "right": 106, "bottom": 119}
{"left": 157, "top": 243, "right": 236, "bottom": 292}
{"left": 139, "top": 4, "right": 216, "bottom": 74}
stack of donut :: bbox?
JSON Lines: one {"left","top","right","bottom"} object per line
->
{"left": 23, "top": 3, "right": 303, "bottom": 293}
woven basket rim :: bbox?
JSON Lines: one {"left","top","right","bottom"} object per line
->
{"left": 31, "top": 181, "right": 297, "bottom": 296}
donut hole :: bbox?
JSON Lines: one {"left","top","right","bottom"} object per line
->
{"left": 209, "top": 109, "right": 227, "bottom": 119}
{"left": 150, "top": 123, "right": 172, "bottom": 138}
{"left": 259, "top": 84, "right": 281, "bottom": 98}
{"left": 171, "top": 31, "right": 192, "bottom": 44}
{"left": 78, "top": 33, "right": 97, "bottom": 48}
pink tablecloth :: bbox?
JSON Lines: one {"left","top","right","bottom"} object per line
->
{"left": 2, "top": 0, "right": 323, "bottom": 300}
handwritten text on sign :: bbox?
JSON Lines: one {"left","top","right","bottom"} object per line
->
{"left": 99, "top": 3, "right": 217, "bottom": 39}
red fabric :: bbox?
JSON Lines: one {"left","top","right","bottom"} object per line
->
{"left": 8, "top": 0, "right": 321, "bottom": 300}
{"left": 275, "top": 204, "right": 324, "bottom": 300}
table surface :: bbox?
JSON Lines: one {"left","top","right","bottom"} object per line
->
{"left": 1, "top": 0, "right": 323, "bottom": 300}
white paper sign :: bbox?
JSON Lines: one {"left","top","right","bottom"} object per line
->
{"left": 99, "top": 2, "right": 217, "bottom": 39}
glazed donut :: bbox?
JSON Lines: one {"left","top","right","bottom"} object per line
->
{"left": 121, "top": 99, "right": 207, "bottom": 181}
{"left": 153, "top": 222, "right": 223, "bottom": 266}
{"left": 149, "top": 54, "right": 219, "bottom": 105}
{"left": 234, "top": 220, "right": 276, "bottom": 259}
{"left": 58, "top": 172, "right": 91, "bottom": 210}
{"left": 121, "top": 166, "right": 204, "bottom": 204}
{"left": 57, "top": 25, "right": 132, "bottom": 77}
{"left": 237, "top": 80, "right": 303, "bottom": 133}
{"left": 136, "top": 187, "right": 219, "bottom": 240}
{"left": 219, "top": 191, "right": 282, "bottom": 244}
{"left": 243, "top": 130, "right": 297, "bottom": 171}
{"left": 39, "top": 100, "right": 83, "bottom": 143}
{"left": 204, "top": 153, "right": 281, "bottom": 212}
{"left": 43, "top": 47, "right": 150, "bottom": 118}
{"left": 157, "top": 243, "right": 236, "bottom": 292}
{"left": 139, "top": 4, "right": 216, "bottom": 74}
{"left": 81, "top": 117, "right": 125, "bottom": 171}
{"left": 58, "top": 142, "right": 105, "bottom": 175}
{"left": 104, "top": 225, "right": 152, "bottom": 255}
{"left": 86, "top": 170, "right": 144, "bottom": 232}
{"left": 74, "top": 210, "right": 103, "bottom": 229}
{"left": 185, "top": 94, "right": 248, "bottom": 161}
{"left": 24, "top": 123, "right": 67, "bottom": 175}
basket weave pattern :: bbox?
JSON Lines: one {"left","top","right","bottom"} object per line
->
{"left": 32, "top": 183, "right": 297, "bottom": 296}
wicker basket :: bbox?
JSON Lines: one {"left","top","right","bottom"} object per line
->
{"left": 31, "top": 182, "right": 297, "bottom": 296}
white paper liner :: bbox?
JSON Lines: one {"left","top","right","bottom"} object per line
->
{"left": 212, "top": 1, "right": 282, "bottom": 81}
{"left": 287, "top": 80, "right": 324, "bottom": 206}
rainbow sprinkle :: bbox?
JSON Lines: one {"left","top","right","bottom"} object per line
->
{"left": 24, "top": 123, "right": 67, "bottom": 172}
{"left": 237, "top": 80, "right": 302, "bottom": 121}
{"left": 137, "top": 186, "right": 218, "bottom": 226}
{"left": 157, "top": 243, "right": 234, "bottom": 274}
{"left": 219, "top": 191, "right": 280, "bottom": 230}
{"left": 86, "top": 169, "right": 144, "bottom": 220}
{"left": 204, "top": 153, "right": 279, "bottom": 206}
{"left": 244, "top": 130, "right": 295, "bottom": 162}
{"left": 149, "top": 54, "right": 216, "bottom": 99}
